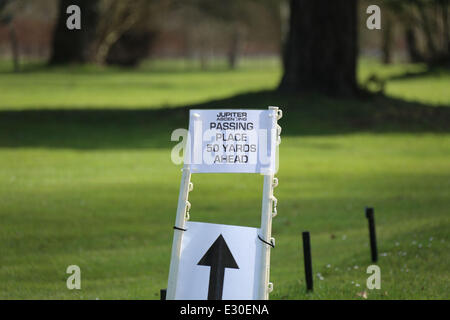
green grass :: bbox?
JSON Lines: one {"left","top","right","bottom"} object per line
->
{"left": 358, "top": 59, "right": 450, "bottom": 106}
{"left": 0, "top": 58, "right": 281, "bottom": 110}
{"left": 0, "top": 59, "right": 449, "bottom": 299}
{"left": 0, "top": 58, "right": 449, "bottom": 110}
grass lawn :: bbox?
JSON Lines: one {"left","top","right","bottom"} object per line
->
{"left": 0, "top": 59, "right": 449, "bottom": 299}
{"left": 0, "top": 58, "right": 281, "bottom": 110}
{"left": 0, "top": 57, "right": 449, "bottom": 110}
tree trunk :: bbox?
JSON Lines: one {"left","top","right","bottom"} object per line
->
{"left": 382, "top": 13, "right": 393, "bottom": 64}
{"left": 227, "top": 26, "right": 240, "bottom": 70}
{"left": 8, "top": 22, "right": 19, "bottom": 72}
{"left": 444, "top": 5, "right": 450, "bottom": 54}
{"left": 105, "top": 30, "right": 155, "bottom": 67}
{"left": 439, "top": 0, "right": 449, "bottom": 61}
{"left": 279, "top": 0, "right": 358, "bottom": 96}
{"left": 405, "top": 27, "right": 424, "bottom": 63}
{"left": 49, "top": 0, "right": 100, "bottom": 65}
{"left": 416, "top": 1, "right": 438, "bottom": 59}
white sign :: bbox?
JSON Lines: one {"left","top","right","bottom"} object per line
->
{"left": 185, "top": 109, "right": 277, "bottom": 174}
{"left": 174, "top": 221, "right": 262, "bottom": 300}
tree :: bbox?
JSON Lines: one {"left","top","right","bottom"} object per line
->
{"left": 48, "top": 0, "right": 167, "bottom": 66}
{"left": 0, "top": 0, "right": 21, "bottom": 72}
{"left": 173, "top": 0, "right": 244, "bottom": 69}
{"left": 49, "top": 0, "right": 100, "bottom": 65}
{"left": 411, "top": 0, "right": 449, "bottom": 65}
{"left": 382, "top": 9, "right": 394, "bottom": 64}
{"left": 385, "top": 0, "right": 449, "bottom": 65}
{"left": 279, "top": 0, "right": 358, "bottom": 96}
{"left": 173, "top": 0, "right": 281, "bottom": 70}
{"left": 94, "top": 0, "right": 168, "bottom": 66}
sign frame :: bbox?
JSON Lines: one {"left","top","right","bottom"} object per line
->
{"left": 166, "top": 106, "right": 282, "bottom": 300}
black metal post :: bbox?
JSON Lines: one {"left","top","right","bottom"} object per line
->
{"left": 160, "top": 288, "right": 167, "bottom": 300}
{"left": 365, "top": 207, "right": 378, "bottom": 263}
{"left": 302, "top": 231, "right": 313, "bottom": 292}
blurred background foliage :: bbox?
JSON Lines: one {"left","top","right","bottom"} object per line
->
{"left": 0, "top": 0, "right": 283, "bottom": 68}
{"left": 0, "top": 0, "right": 448, "bottom": 70}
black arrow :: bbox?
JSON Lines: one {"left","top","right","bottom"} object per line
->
{"left": 197, "top": 234, "right": 239, "bottom": 300}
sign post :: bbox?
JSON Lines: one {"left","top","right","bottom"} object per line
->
{"left": 167, "top": 106, "right": 282, "bottom": 300}
{"left": 166, "top": 168, "right": 192, "bottom": 299}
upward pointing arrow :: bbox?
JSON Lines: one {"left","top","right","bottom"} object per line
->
{"left": 197, "top": 234, "right": 239, "bottom": 300}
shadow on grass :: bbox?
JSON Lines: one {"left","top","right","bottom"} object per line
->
{"left": 1, "top": 90, "right": 449, "bottom": 150}
{"left": 385, "top": 65, "right": 450, "bottom": 81}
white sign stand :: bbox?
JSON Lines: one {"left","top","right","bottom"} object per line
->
{"left": 167, "top": 106, "right": 282, "bottom": 300}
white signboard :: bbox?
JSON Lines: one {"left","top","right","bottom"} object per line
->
{"left": 185, "top": 109, "right": 277, "bottom": 174}
{"left": 174, "top": 221, "right": 262, "bottom": 300}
